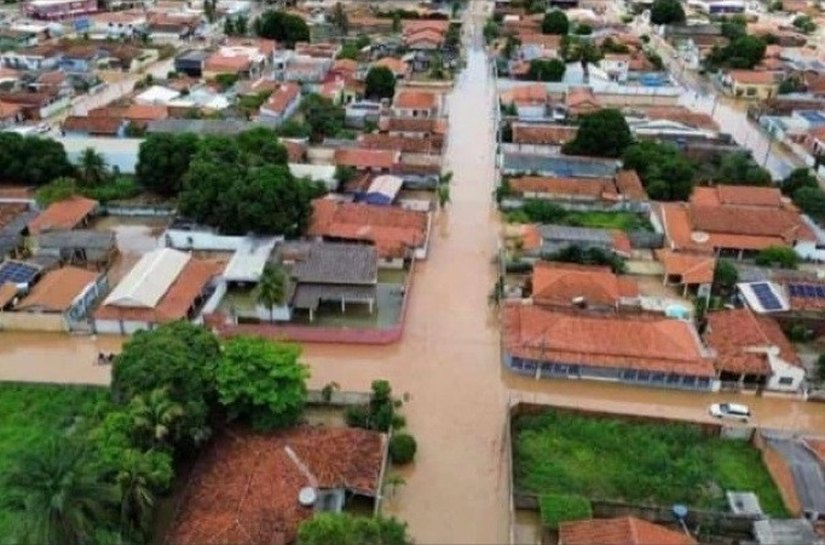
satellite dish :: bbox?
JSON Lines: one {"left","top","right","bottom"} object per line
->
{"left": 691, "top": 231, "right": 709, "bottom": 244}
{"left": 298, "top": 487, "right": 317, "bottom": 507}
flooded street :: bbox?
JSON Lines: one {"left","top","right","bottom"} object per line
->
{"left": 2, "top": 5, "right": 825, "bottom": 544}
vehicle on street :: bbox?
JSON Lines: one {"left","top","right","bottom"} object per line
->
{"left": 709, "top": 403, "right": 751, "bottom": 422}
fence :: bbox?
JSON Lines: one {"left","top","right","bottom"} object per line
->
{"left": 105, "top": 204, "right": 176, "bottom": 217}
{"left": 628, "top": 230, "right": 665, "bottom": 249}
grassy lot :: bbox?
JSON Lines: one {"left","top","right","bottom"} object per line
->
{"left": 0, "top": 383, "right": 110, "bottom": 535}
{"left": 504, "top": 201, "right": 652, "bottom": 232}
{"left": 513, "top": 411, "right": 788, "bottom": 517}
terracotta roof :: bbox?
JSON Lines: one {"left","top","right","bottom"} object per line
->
{"left": 783, "top": 280, "right": 825, "bottom": 312}
{"left": 728, "top": 70, "right": 779, "bottom": 86}
{"left": 560, "top": 517, "right": 698, "bottom": 545}
{"left": 95, "top": 258, "right": 222, "bottom": 323}
{"left": 509, "top": 176, "right": 618, "bottom": 200}
{"left": 501, "top": 83, "right": 547, "bottom": 106}
{"left": 28, "top": 197, "right": 98, "bottom": 235}
{"left": 281, "top": 140, "right": 306, "bottom": 163}
{"left": 402, "top": 19, "right": 449, "bottom": 36}
{"left": 518, "top": 32, "right": 562, "bottom": 49}
{"left": 503, "top": 302, "right": 716, "bottom": 376}
{"left": 262, "top": 83, "right": 300, "bottom": 115}
{"left": 124, "top": 104, "right": 168, "bottom": 121}
{"left": 16, "top": 266, "right": 98, "bottom": 312}
{"left": 0, "top": 202, "right": 27, "bottom": 230}
{"left": 393, "top": 90, "right": 437, "bottom": 110}
{"left": 308, "top": 198, "right": 427, "bottom": 258}
{"left": 692, "top": 185, "right": 783, "bottom": 207}
{"left": 0, "top": 101, "right": 21, "bottom": 120}
{"left": 405, "top": 29, "right": 445, "bottom": 46}
{"left": 639, "top": 106, "right": 719, "bottom": 131}
{"left": 373, "top": 57, "right": 407, "bottom": 76}
{"left": 706, "top": 308, "right": 801, "bottom": 376}
{"left": 655, "top": 249, "right": 715, "bottom": 285}
{"left": 511, "top": 123, "right": 576, "bottom": 145}
{"left": 334, "top": 148, "right": 399, "bottom": 169}
{"left": 614, "top": 169, "right": 647, "bottom": 200}
{"left": 359, "top": 133, "right": 442, "bottom": 154}
{"left": 62, "top": 115, "right": 123, "bottom": 135}
{"left": 378, "top": 116, "right": 447, "bottom": 135}
{"left": 204, "top": 53, "right": 252, "bottom": 73}
{"left": 0, "top": 282, "right": 17, "bottom": 308}
{"left": 566, "top": 87, "right": 601, "bottom": 114}
{"left": 167, "top": 426, "right": 385, "bottom": 545}
{"left": 332, "top": 58, "right": 358, "bottom": 74}
{"left": 531, "top": 262, "right": 638, "bottom": 308}
{"left": 36, "top": 71, "right": 66, "bottom": 86}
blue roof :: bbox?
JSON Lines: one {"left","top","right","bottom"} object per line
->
{"left": 502, "top": 153, "right": 618, "bottom": 177}
{"left": 0, "top": 260, "right": 40, "bottom": 286}
{"left": 797, "top": 110, "right": 825, "bottom": 124}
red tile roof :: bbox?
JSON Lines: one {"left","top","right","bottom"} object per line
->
{"left": 95, "top": 258, "right": 222, "bottom": 323}
{"left": 503, "top": 302, "right": 716, "bottom": 376}
{"left": 402, "top": 19, "right": 449, "bottom": 36}
{"left": 373, "top": 57, "right": 408, "bottom": 76}
{"left": 334, "top": 148, "right": 399, "bottom": 170}
{"left": 393, "top": 90, "right": 437, "bottom": 110}
{"left": 28, "top": 197, "right": 98, "bottom": 235}
{"left": 359, "top": 133, "right": 442, "bottom": 154}
{"left": 511, "top": 123, "right": 576, "bottom": 145}
{"left": 0, "top": 202, "right": 27, "bottom": 230}
{"left": 405, "top": 29, "right": 445, "bottom": 47}
{"left": 509, "top": 176, "right": 618, "bottom": 200}
{"left": 0, "top": 101, "right": 23, "bottom": 119}
{"left": 262, "top": 83, "right": 300, "bottom": 115}
{"left": 16, "top": 266, "right": 99, "bottom": 312}
{"left": 728, "top": 69, "right": 779, "bottom": 86}
{"left": 378, "top": 116, "right": 447, "bottom": 135}
{"left": 501, "top": 83, "right": 547, "bottom": 106}
{"left": 705, "top": 308, "right": 802, "bottom": 376}
{"left": 655, "top": 249, "right": 715, "bottom": 285}
{"left": 167, "top": 426, "right": 385, "bottom": 545}
{"left": 692, "top": 185, "right": 783, "bottom": 207}
{"left": 614, "top": 169, "right": 647, "bottom": 200}
{"left": 566, "top": 87, "right": 601, "bottom": 115}
{"left": 62, "top": 115, "right": 123, "bottom": 135}
{"left": 531, "top": 262, "right": 638, "bottom": 308}
{"left": 560, "top": 517, "right": 698, "bottom": 545}
{"left": 308, "top": 198, "right": 427, "bottom": 258}
{"left": 124, "top": 104, "right": 168, "bottom": 121}
{"left": 782, "top": 280, "right": 825, "bottom": 311}
{"left": 204, "top": 53, "right": 252, "bottom": 73}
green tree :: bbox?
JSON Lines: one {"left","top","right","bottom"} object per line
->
{"left": 622, "top": 141, "right": 695, "bottom": 200}
{"left": 0, "top": 132, "right": 73, "bottom": 186}
{"left": 236, "top": 15, "right": 248, "bottom": 35}
{"left": 34, "top": 176, "right": 79, "bottom": 207}
{"left": 3, "top": 440, "right": 118, "bottom": 545}
{"left": 365, "top": 66, "right": 396, "bottom": 100}
{"left": 817, "top": 353, "right": 825, "bottom": 382}
{"left": 650, "top": 0, "right": 686, "bottom": 25}
{"left": 755, "top": 246, "right": 798, "bottom": 268}
{"left": 713, "top": 151, "right": 772, "bottom": 186}
{"left": 389, "top": 433, "right": 417, "bottom": 464}
{"left": 135, "top": 133, "right": 200, "bottom": 197}
{"left": 216, "top": 337, "right": 309, "bottom": 430}
{"left": 708, "top": 34, "right": 766, "bottom": 69}
{"left": 337, "top": 42, "right": 359, "bottom": 59}
{"left": 223, "top": 16, "right": 235, "bottom": 36}
{"left": 793, "top": 14, "right": 817, "bottom": 33}
{"left": 297, "top": 513, "right": 411, "bottom": 545}
{"left": 277, "top": 118, "right": 312, "bottom": 138}
{"left": 300, "top": 93, "right": 345, "bottom": 142}
{"left": 392, "top": 11, "right": 402, "bottom": 33}
{"left": 542, "top": 10, "right": 569, "bottom": 35}
{"left": 331, "top": 2, "right": 348, "bottom": 35}
{"left": 713, "top": 259, "right": 738, "bottom": 294}
{"left": 127, "top": 388, "right": 184, "bottom": 452}
{"left": 237, "top": 126, "right": 289, "bottom": 166}
{"left": 483, "top": 19, "right": 500, "bottom": 43}
{"left": 793, "top": 186, "right": 825, "bottom": 222}
{"left": 527, "top": 58, "right": 566, "bottom": 81}
{"left": 575, "top": 23, "right": 592, "bottom": 35}
{"left": 115, "top": 448, "right": 172, "bottom": 536}
{"left": 345, "top": 379, "right": 403, "bottom": 432}
{"left": 778, "top": 75, "right": 805, "bottom": 94}
{"left": 255, "top": 263, "right": 288, "bottom": 320}
{"left": 254, "top": 10, "right": 310, "bottom": 46}
{"left": 437, "top": 182, "right": 451, "bottom": 208}
{"left": 112, "top": 322, "right": 221, "bottom": 450}
{"left": 782, "top": 167, "right": 818, "bottom": 196}
{"left": 77, "top": 147, "right": 108, "bottom": 187}
{"left": 563, "top": 109, "right": 633, "bottom": 158}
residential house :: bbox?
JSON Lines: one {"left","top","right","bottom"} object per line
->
{"left": 288, "top": 242, "right": 378, "bottom": 322}
{"left": 600, "top": 53, "right": 630, "bottom": 83}
{"left": 359, "top": 133, "right": 443, "bottom": 155}
{"left": 403, "top": 20, "right": 449, "bottom": 51}
{"left": 62, "top": 115, "right": 127, "bottom": 137}
{"left": 35, "top": 229, "right": 116, "bottom": 268}
{"left": 203, "top": 41, "right": 274, "bottom": 80}
{"left": 0, "top": 44, "right": 61, "bottom": 71}
{"left": 378, "top": 116, "right": 448, "bottom": 138}
{"left": 28, "top": 197, "right": 98, "bottom": 235}
{"left": 24, "top": 0, "right": 97, "bottom": 19}
{"left": 655, "top": 249, "right": 715, "bottom": 297}
{"left": 0, "top": 89, "right": 70, "bottom": 120}
{"left": 147, "top": 12, "right": 200, "bottom": 41}
{"left": 373, "top": 56, "right": 409, "bottom": 80}
{"left": 334, "top": 149, "right": 399, "bottom": 173}
{"left": 502, "top": 301, "right": 717, "bottom": 389}
{"left": 705, "top": 308, "right": 806, "bottom": 392}
{"left": 174, "top": 49, "right": 209, "bottom": 78}
{"left": 5, "top": 266, "right": 105, "bottom": 331}
{"left": 0, "top": 203, "right": 37, "bottom": 259}
{"left": 0, "top": 29, "right": 38, "bottom": 51}
{"left": 280, "top": 54, "right": 332, "bottom": 85}
{"left": 500, "top": 84, "right": 552, "bottom": 121}
{"left": 0, "top": 101, "right": 23, "bottom": 128}
{"left": 91, "top": 10, "right": 147, "bottom": 39}
{"left": 345, "top": 100, "right": 382, "bottom": 128}
{"left": 510, "top": 123, "right": 576, "bottom": 148}
{"left": 559, "top": 517, "right": 698, "bottom": 545}
{"left": 656, "top": 185, "right": 819, "bottom": 259}
{"left": 94, "top": 247, "right": 222, "bottom": 334}
{"left": 519, "top": 224, "right": 632, "bottom": 259}
{"left": 723, "top": 70, "right": 780, "bottom": 100}
{"left": 505, "top": 170, "right": 647, "bottom": 208}
{"left": 165, "top": 427, "right": 386, "bottom": 545}
{"left": 517, "top": 32, "right": 562, "bottom": 61}
{"left": 257, "top": 82, "right": 301, "bottom": 125}
{"left": 294, "top": 42, "right": 340, "bottom": 59}
{"left": 59, "top": 44, "right": 106, "bottom": 73}
{"left": 308, "top": 198, "right": 429, "bottom": 266}
{"left": 530, "top": 262, "right": 640, "bottom": 312}
{"left": 391, "top": 90, "right": 440, "bottom": 118}
{"left": 566, "top": 86, "right": 601, "bottom": 117}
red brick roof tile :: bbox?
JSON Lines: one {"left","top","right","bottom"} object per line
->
{"left": 511, "top": 123, "right": 576, "bottom": 145}
{"left": 531, "top": 262, "right": 638, "bottom": 308}
{"left": 334, "top": 148, "right": 399, "bottom": 170}
{"left": 28, "top": 197, "right": 98, "bottom": 235}
{"left": 560, "top": 517, "right": 698, "bottom": 545}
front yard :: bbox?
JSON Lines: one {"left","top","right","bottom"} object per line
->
{"left": 504, "top": 202, "right": 652, "bottom": 232}
{"left": 513, "top": 411, "right": 788, "bottom": 517}
{"left": 0, "top": 384, "right": 110, "bottom": 535}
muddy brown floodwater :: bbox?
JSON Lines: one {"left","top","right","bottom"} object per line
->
{"left": 3, "top": 4, "right": 825, "bottom": 544}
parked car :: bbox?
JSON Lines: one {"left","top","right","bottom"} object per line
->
{"left": 709, "top": 403, "right": 751, "bottom": 422}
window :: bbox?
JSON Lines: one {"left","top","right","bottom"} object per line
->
{"left": 778, "top": 376, "right": 794, "bottom": 386}
{"left": 746, "top": 87, "right": 757, "bottom": 97}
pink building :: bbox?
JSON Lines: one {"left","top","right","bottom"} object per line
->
{"left": 24, "top": 0, "right": 97, "bottom": 20}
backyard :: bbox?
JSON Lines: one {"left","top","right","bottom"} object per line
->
{"left": 513, "top": 411, "right": 788, "bottom": 517}
{"left": 504, "top": 201, "right": 652, "bottom": 232}
{"left": 0, "top": 383, "right": 111, "bottom": 534}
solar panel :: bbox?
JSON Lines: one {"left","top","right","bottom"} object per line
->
{"left": 751, "top": 282, "right": 782, "bottom": 311}
{"left": 0, "top": 261, "right": 39, "bottom": 285}
{"left": 787, "top": 283, "right": 825, "bottom": 299}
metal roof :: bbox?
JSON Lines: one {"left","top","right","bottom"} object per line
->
{"left": 223, "top": 236, "right": 278, "bottom": 283}
{"left": 291, "top": 242, "right": 377, "bottom": 285}
{"left": 103, "top": 248, "right": 189, "bottom": 308}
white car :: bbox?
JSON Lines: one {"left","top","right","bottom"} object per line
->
{"left": 709, "top": 403, "right": 751, "bottom": 422}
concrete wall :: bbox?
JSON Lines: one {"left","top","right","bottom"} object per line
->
{"left": 0, "top": 312, "right": 65, "bottom": 332}
{"left": 94, "top": 318, "right": 152, "bottom": 335}
{"left": 162, "top": 229, "right": 245, "bottom": 252}
{"left": 752, "top": 432, "right": 804, "bottom": 517}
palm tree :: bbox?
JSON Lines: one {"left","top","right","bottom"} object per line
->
{"left": 127, "top": 387, "right": 184, "bottom": 451}
{"left": 438, "top": 171, "right": 454, "bottom": 186}
{"left": 255, "top": 263, "right": 288, "bottom": 321}
{"left": 78, "top": 147, "right": 108, "bottom": 187}
{"left": 3, "top": 439, "right": 117, "bottom": 545}
{"left": 116, "top": 449, "right": 170, "bottom": 536}
{"left": 437, "top": 183, "right": 451, "bottom": 209}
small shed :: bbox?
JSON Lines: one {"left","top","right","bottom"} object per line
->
{"left": 36, "top": 229, "right": 117, "bottom": 267}
{"left": 363, "top": 175, "right": 403, "bottom": 206}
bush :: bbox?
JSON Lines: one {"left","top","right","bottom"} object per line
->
{"left": 389, "top": 433, "right": 417, "bottom": 464}
{"left": 788, "top": 323, "right": 813, "bottom": 343}
{"left": 539, "top": 493, "right": 592, "bottom": 529}
{"left": 755, "top": 246, "right": 798, "bottom": 269}
{"left": 345, "top": 404, "right": 370, "bottom": 428}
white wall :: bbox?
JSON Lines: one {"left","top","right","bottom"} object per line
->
{"left": 163, "top": 229, "right": 246, "bottom": 252}
{"left": 767, "top": 356, "right": 806, "bottom": 392}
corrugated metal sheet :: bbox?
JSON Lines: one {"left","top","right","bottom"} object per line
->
{"left": 103, "top": 248, "right": 189, "bottom": 308}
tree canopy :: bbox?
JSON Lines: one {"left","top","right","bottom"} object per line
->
{"left": 622, "top": 141, "right": 695, "bottom": 201}
{"left": 135, "top": 133, "right": 200, "bottom": 196}
{"left": 300, "top": 93, "right": 346, "bottom": 142}
{"left": 650, "top": 0, "right": 686, "bottom": 25}
{"left": 781, "top": 167, "right": 818, "bottom": 196}
{"left": 297, "top": 513, "right": 411, "bottom": 545}
{"left": 216, "top": 337, "right": 309, "bottom": 430}
{"left": 527, "top": 58, "right": 566, "bottom": 82}
{"left": 542, "top": 10, "right": 569, "bottom": 35}
{"left": 712, "top": 151, "right": 772, "bottom": 186}
{"left": 254, "top": 10, "right": 310, "bottom": 46}
{"left": 562, "top": 109, "right": 633, "bottom": 158}
{"left": 707, "top": 34, "right": 766, "bottom": 69}
{"left": 365, "top": 66, "right": 397, "bottom": 100}
{"left": 0, "top": 133, "right": 73, "bottom": 186}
